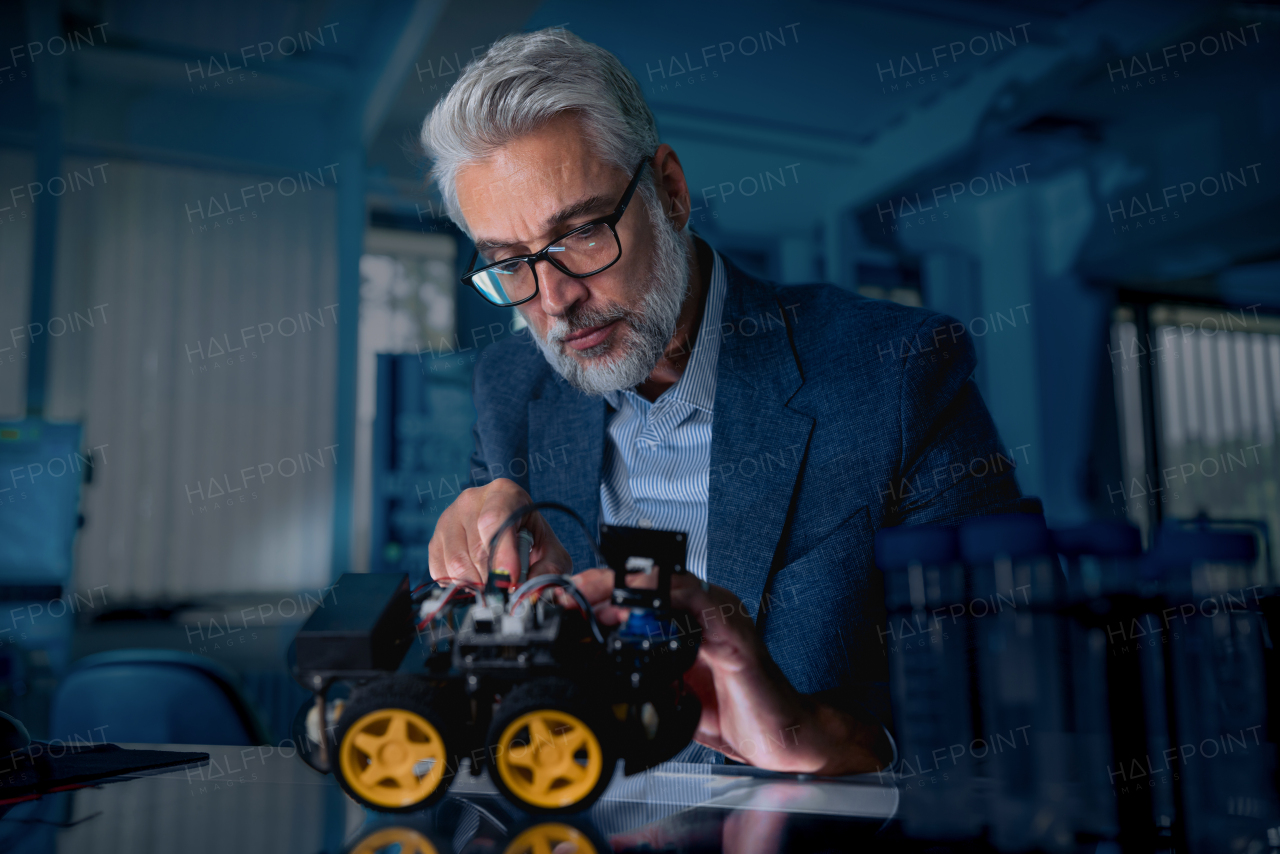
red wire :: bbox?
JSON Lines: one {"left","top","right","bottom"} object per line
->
{"left": 416, "top": 582, "right": 485, "bottom": 630}
{"left": 414, "top": 578, "right": 484, "bottom": 596}
{"left": 418, "top": 586, "right": 460, "bottom": 628}
{"left": 511, "top": 580, "right": 586, "bottom": 615}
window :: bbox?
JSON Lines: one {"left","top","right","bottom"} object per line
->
{"left": 856, "top": 261, "right": 922, "bottom": 306}
{"left": 1111, "top": 300, "right": 1278, "bottom": 578}
{"left": 356, "top": 229, "right": 457, "bottom": 573}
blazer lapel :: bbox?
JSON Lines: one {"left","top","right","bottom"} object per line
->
{"left": 528, "top": 381, "right": 605, "bottom": 572}
{"left": 709, "top": 264, "right": 814, "bottom": 620}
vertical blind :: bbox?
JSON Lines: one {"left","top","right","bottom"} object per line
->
{"left": 1154, "top": 306, "right": 1279, "bottom": 574}
{"left": 46, "top": 157, "right": 338, "bottom": 598}
{"left": 1111, "top": 303, "right": 1279, "bottom": 577}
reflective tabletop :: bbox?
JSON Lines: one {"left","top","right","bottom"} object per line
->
{"left": 0, "top": 744, "right": 901, "bottom": 853}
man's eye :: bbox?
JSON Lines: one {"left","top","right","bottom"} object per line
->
{"left": 558, "top": 224, "right": 601, "bottom": 247}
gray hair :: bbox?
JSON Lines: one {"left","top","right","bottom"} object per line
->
{"left": 419, "top": 27, "right": 660, "bottom": 234}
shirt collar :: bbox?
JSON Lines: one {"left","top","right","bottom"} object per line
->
{"left": 604, "top": 244, "right": 726, "bottom": 414}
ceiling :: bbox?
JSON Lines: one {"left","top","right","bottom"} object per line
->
{"left": 1, "top": 0, "right": 1277, "bottom": 285}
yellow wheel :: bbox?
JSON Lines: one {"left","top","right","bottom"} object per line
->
{"left": 350, "top": 826, "right": 439, "bottom": 854}
{"left": 503, "top": 821, "right": 600, "bottom": 854}
{"left": 494, "top": 710, "right": 602, "bottom": 809}
{"left": 486, "top": 678, "right": 616, "bottom": 814}
{"left": 334, "top": 679, "right": 459, "bottom": 812}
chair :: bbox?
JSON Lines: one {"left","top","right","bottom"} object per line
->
{"left": 48, "top": 649, "right": 271, "bottom": 746}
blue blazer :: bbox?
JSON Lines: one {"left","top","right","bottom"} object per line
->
{"left": 467, "top": 250, "right": 1021, "bottom": 727}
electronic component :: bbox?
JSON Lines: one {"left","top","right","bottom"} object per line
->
{"left": 290, "top": 502, "right": 702, "bottom": 816}
{"left": 600, "top": 523, "right": 687, "bottom": 608}
{"left": 294, "top": 573, "right": 412, "bottom": 673}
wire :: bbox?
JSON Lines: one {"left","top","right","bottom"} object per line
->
{"left": 413, "top": 576, "right": 484, "bottom": 601}
{"left": 515, "top": 528, "right": 534, "bottom": 587}
{"left": 569, "top": 582, "right": 604, "bottom": 643}
{"left": 416, "top": 584, "right": 456, "bottom": 630}
{"left": 485, "top": 501, "right": 607, "bottom": 581}
{"left": 508, "top": 574, "right": 603, "bottom": 643}
{"left": 415, "top": 580, "right": 484, "bottom": 630}
{"left": 420, "top": 574, "right": 603, "bottom": 642}
{"left": 509, "top": 575, "right": 573, "bottom": 614}
{"left": 483, "top": 503, "right": 609, "bottom": 644}
{"left": 509, "top": 572, "right": 561, "bottom": 603}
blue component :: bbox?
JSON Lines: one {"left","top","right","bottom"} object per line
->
{"left": 623, "top": 609, "right": 663, "bottom": 641}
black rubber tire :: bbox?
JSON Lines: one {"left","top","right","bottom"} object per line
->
{"left": 290, "top": 698, "right": 330, "bottom": 774}
{"left": 485, "top": 677, "right": 618, "bottom": 815}
{"left": 290, "top": 683, "right": 355, "bottom": 775}
{"left": 624, "top": 686, "right": 702, "bottom": 774}
{"left": 333, "top": 678, "right": 462, "bottom": 813}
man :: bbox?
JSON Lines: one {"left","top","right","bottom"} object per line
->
{"left": 421, "top": 27, "right": 1021, "bottom": 775}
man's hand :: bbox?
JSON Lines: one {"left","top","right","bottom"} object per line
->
{"left": 427, "top": 478, "right": 572, "bottom": 585}
{"left": 573, "top": 569, "right": 891, "bottom": 775}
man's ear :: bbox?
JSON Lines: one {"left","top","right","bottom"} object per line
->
{"left": 652, "top": 144, "right": 692, "bottom": 231}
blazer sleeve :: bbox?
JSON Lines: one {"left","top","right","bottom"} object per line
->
{"left": 886, "top": 312, "right": 1023, "bottom": 525}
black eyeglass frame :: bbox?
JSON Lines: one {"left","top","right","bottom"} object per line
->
{"left": 460, "top": 157, "right": 652, "bottom": 307}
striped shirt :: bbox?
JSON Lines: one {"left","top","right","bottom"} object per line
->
{"left": 599, "top": 249, "right": 900, "bottom": 771}
{"left": 599, "top": 249, "right": 727, "bottom": 581}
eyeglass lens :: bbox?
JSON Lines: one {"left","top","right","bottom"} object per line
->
{"left": 470, "top": 223, "right": 620, "bottom": 305}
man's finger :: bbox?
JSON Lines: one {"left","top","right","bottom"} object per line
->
{"left": 693, "top": 732, "right": 745, "bottom": 764}
{"left": 592, "top": 601, "right": 628, "bottom": 626}
{"left": 571, "top": 567, "right": 616, "bottom": 604}
{"left": 475, "top": 499, "right": 525, "bottom": 578}
{"left": 526, "top": 558, "right": 564, "bottom": 579}
{"left": 428, "top": 535, "right": 446, "bottom": 582}
{"left": 525, "top": 517, "right": 573, "bottom": 577}
{"left": 669, "top": 575, "right": 758, "bottom": 640}
{"left": 490, "top": 524, "right": 521, "bottom": 579}
{"left": 439, "top": 524, "right": 484, "bottom": 585}
{"left": 683, "top": 656, "right": 718, "bottom": 709}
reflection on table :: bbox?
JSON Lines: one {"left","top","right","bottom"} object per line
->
{"left": 0, "top": 745, "right": 898, "bottom": 854}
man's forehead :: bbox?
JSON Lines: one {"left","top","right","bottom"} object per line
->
{"left": 458, "top": 152, "right": 588, "bottom": 208}
{"left": 457, "top": 150, "right": 621, "bottom": 251}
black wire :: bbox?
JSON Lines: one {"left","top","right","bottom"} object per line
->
{"left": 486, "top": 502, "right": 608, "bottom": 643}
{"left": 485, "top": 501, "right": 607, "bottom": 579}
{"left": 510, "top": 574, "right": 605, "bottom": 643}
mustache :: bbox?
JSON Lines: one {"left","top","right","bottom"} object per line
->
{"left": 546, "top": 303, "right": 634, "bottom": 344}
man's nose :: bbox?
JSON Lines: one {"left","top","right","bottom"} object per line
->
{"left": 535, "top": 259, "right": 590, "bottom": 317}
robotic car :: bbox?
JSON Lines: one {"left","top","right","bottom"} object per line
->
{"left": 290, "top": 503, "right": 703, "bottom": 814}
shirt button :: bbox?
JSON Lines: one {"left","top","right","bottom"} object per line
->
{"left": 638, "top": 518, "right": 653, "bottom": 528}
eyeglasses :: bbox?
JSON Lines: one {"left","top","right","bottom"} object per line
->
{"left": 460, "top": 158, "right": 650, "bottom": 307}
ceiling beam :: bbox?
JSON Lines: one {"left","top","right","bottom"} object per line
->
{"left": 821, "top": 0, "right": 1211, "bottom": 219}
{"left": 357, "top": 0, "right": 448, "bottom": 147}
{"left": 67, "top": 38, "right": 355, "bottom": 95}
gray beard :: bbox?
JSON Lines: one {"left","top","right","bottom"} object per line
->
{"left": 530, "top": 191, "right": 692, "bottom": 397}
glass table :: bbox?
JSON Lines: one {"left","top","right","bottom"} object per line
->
{"left": 0, "top": 744, "right": 901, "bottom": 853}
